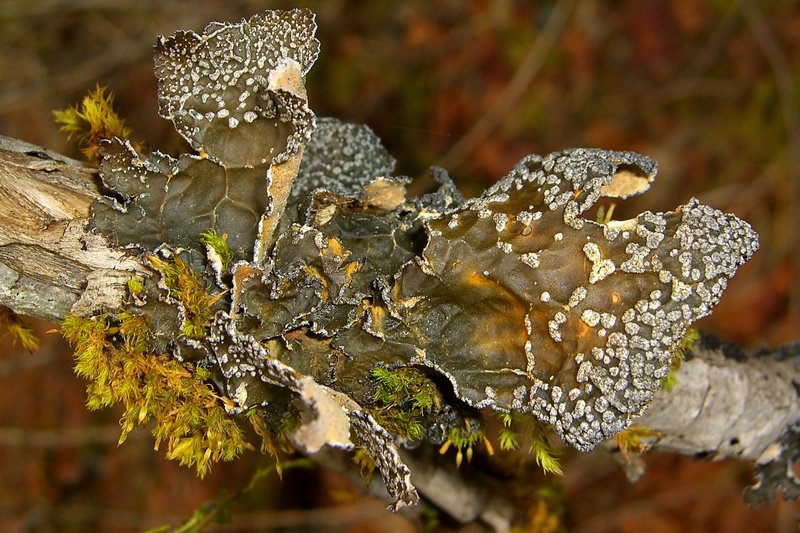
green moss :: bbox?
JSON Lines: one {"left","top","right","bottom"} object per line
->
{"left": 663, "top": 328, "right": 700, "bottom": 392}
{"left": 526, "top": 418, "right": 563, "bottom": 476}
{"left": 61, "top": 312, "right": 247, "bottom": 478}
{"left": 498, "top": 412, "right": 520, "bottom": 451}
{"left": 127, "top": 277, "right": 144, "bottom": 297}
{"left": 662, "top": 366, "right": 679, "bottom": 391}
{"left": 368, "top": 365, "right": 441, "bottom": 442}
{"left": 614, "top": 424, "right": 660, "bottom": 462}
{"left": 147, "top": 254, "right": 219, "bottom": 340}
{"left": 201, "top": 228, "right": 235, "bottom": 273}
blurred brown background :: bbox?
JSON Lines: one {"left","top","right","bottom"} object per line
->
{"left": 0, "top": 0, "right": 798, "bottom": 531}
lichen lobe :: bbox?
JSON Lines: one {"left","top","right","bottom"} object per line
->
{"left": 389, "top": 149, "right": 759, "bottom": 450}
{"left": 154, "top": 9, "right": 319, "bottom": 167}
{"left": 91, "top": 10, "right": 320, "bottom": 263}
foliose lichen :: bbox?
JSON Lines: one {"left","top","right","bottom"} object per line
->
{"left": 73, "top": 8, "right": 759, "bottom": 508}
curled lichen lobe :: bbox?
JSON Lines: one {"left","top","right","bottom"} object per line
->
{"left": 154, "top": 8, "right": 319, "bottom": 166}
{"left": 91, "top": 9, "right": 320, "bottom": 266}
{"left": 387, "top": 150, "right": 758, "bottom": 450}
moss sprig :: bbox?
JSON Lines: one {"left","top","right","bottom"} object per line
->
{"left": 615, "top": 424, "right": 660, "bottom": 463}
{"left": 245, "top": 407, "right": 299, "bottom": 479}
{"left": 498, "top": 411, "right": 521, "bottom": 451}
{"left": 201, "top": 228, "right": 235, "bottom": 273}
{"left": 663, "top": 328, "right": 700, "bottom": 392}
{"left": 53, "top": 84, "right": 140, "bottom": 163}
{"left": 0, "top": 305, "right": 40, "bottom": 352}
{"left": 526, "top": 419, "right": 563, "bottom": 476}
{"left": 148, "top": 254, "right": 221, "bottom": 340}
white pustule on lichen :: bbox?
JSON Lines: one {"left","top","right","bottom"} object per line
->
{"left": 583, "top": 242, "right": 616, "bottom": 284}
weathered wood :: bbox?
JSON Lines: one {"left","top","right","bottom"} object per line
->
{"left": 641, "top": 341, "right": 800, "bottom": 462}
{"left": 0, "top": 135, "right": 148, "bottom": 322}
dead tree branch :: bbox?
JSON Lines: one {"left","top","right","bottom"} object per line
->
{"left": 0, "top": 135, "right": 147, "bottom": 321}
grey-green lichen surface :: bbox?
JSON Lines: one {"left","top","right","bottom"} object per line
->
{"left": 87, "top": 9, "right": 758, "bottom": 503}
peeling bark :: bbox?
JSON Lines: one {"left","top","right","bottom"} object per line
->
{"left": 0, "top": 135, "right": 148, "bottom": 321}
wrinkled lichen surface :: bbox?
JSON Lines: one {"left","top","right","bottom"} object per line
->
{"left": 84, "top": 9, "right": 758, "bottom": 508}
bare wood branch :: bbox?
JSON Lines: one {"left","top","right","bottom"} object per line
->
{"left": 0, "top": 135, "right": 147, "bottom": 322}
{"left": 641, "top": 338, "right": 800, "bottom": 462}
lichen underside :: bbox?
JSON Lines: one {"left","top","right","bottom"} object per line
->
{"left": 78, "top": 9, "right": 758, "bottom": 508}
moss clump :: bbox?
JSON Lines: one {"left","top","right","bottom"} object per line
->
{"left": 368, "top": 366, "right": 441, "bottom": 441}
{"left": 147, "top": 254, "right": 221, "bottom": 340}
{"left": 53, "top": 84, "right": 140, "bottom": 163}
{"left": 61, "top": 312, "right": 247, "bottom": 478}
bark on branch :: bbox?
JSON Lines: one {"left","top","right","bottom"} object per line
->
{"left": 0, "top": 135, "right": 147, "bottom": 322}
{"left": 1, "top": 136, "right": 797, "bottom": 527}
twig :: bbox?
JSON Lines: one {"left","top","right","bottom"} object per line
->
{"left": 162, "top": 457, "right": 315, "bottom": 533}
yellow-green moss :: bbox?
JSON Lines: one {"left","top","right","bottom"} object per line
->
{"left": 526, "top": 419, "right": 563, "bottom": 476}
{"left": 595, "top": 203, "right": 617, "bottom": 225}
{"left": 663, "top": 328, "right": 700, "bottom": 392}
{"left": 614, "top": 424, "right": 660, "bottom": 462}
{"left": 147, "top": 254, "right": 219, "bottom": 340}
{"left": 127, "top": 277, "right": 144, "bottom": 297}
{"left": 53, "top": 84, "right": 138, "bottom": 163}
{"left": 498, "top": 412, "right": 520, "bottom": 451}
{"left": 61, "top": 312, "right": 247, "bottom": 478}
{"left": 0, "top": 306, "right": 40, "bottom": 352}
{"left": 245, "top": 407, "right": 300, "bottom": 479}
{"left": 201, "top": 228, "right": 235, "bottom": 273}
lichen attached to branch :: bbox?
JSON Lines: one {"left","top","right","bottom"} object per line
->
{"left": 67, "top": 8, "right": 759, "bottom": 510}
